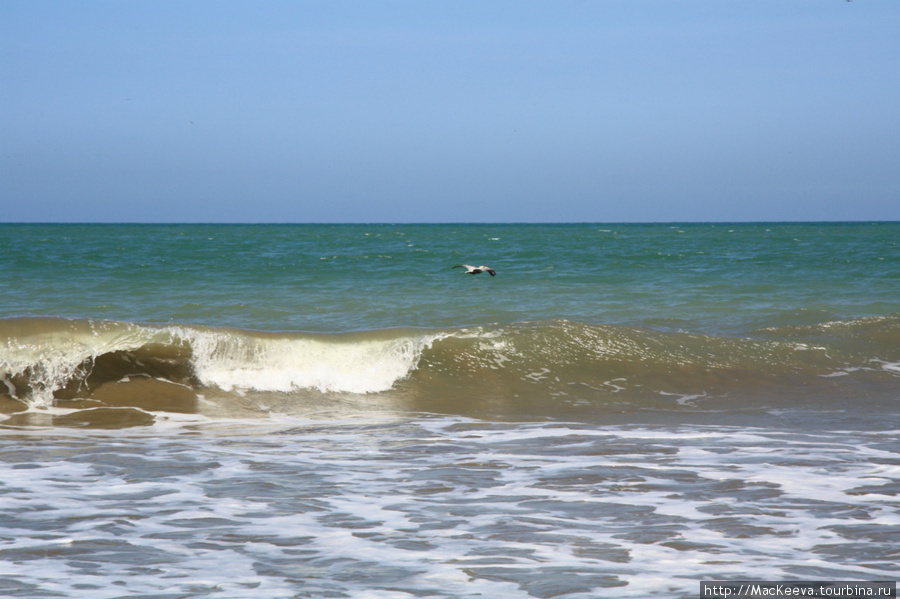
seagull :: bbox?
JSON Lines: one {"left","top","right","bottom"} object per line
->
{"left": 454, "top": 264, "right": 496, "bottom": 277}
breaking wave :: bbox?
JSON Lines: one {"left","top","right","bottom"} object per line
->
{"left": 0, "top": 318, "right": 439, "bottom": 405}
{"left": 2, "top": 316, "right": 899, "bottom": 426}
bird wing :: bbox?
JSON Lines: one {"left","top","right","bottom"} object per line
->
{"left": 486, "top": 269, "right": 496, "bottom": 276}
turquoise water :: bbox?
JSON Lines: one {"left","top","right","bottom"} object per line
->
{"left": 3, "top": 222, "right": 898, "bottom": 333}
{"left": 3, "top": 222, "right": 900, "bottom": 424}
{"left": 1, "top": 223, "right": 899, "bottom": 598}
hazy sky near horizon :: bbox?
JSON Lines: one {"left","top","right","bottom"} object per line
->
{"left": 2, "top": 1, "right": 899, "bottom": 223}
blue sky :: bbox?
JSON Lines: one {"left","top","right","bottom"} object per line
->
{"left": 2, "top": 1, "right": 899, "bottom": 223}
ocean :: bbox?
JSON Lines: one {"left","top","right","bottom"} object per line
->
{"left": 1, "top": 222, "right": 898, "bottom": 598}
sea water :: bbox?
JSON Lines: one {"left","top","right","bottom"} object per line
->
{"left": 1, "top": 223, "right": 898, "bottom": 597}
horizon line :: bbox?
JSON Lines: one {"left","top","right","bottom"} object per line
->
{"left": 1, "top": 219, "right": 898, "bottom": 226}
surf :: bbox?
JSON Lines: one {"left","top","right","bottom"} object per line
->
{"left": 0, "top": 317, "right": 441, "bottom": 413}
{"left": 2, "top": 316, "right": 899, "bottom": 427}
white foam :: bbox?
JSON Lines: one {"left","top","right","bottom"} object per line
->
{"left": 875, "top": 359, "right": 900, "bottom": 375}
{"left": 1, "top": 321, "right": 444, "bottom": 404}
{"left": 1, "top": 419, "right": 899, "bottom": 597}
{"left": 183, "top": 328, "right": 441, "bottom": 394}
{"left": 658, "top": 390, "right": 707, "bottom": 406}
{"left": 0, "top": 319, "right": 157, "bottom": 407}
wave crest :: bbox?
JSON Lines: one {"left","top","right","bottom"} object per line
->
{"left": 0, "top": 318, "right": 439, "bottom": 408}
{"left": 182, "top": 326, "right": 438, "bottom": 394}
{"left": 2, "top": 316, "right": 899, "bottom": 425}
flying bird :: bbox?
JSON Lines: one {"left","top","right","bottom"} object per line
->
{"left": 454, "top": 264, "right": 496, "bottom": 277}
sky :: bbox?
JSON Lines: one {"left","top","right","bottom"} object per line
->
{"left": 2, "top": 0, "right": 899, "bottom": 223}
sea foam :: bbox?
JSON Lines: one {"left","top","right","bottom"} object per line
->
{"left": 0, "top": 318, "right": 441, "bottom": 408}
{"left": 181, "top": 327, "right": 439, "bottom": 394}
